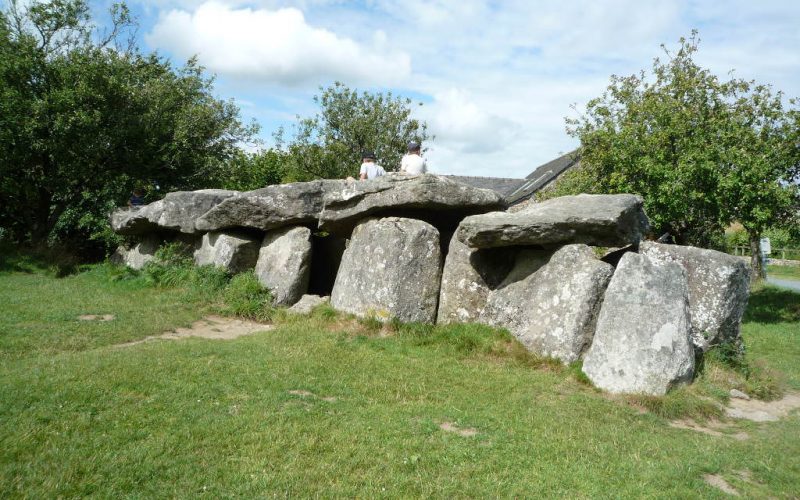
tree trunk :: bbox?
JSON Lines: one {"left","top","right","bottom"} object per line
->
{"left": 748, "top": 231, "right": 765, "bottom": 282}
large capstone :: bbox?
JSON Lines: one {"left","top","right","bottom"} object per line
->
{"left": 330, "top": 217, "right": 442, "bottom": 323}
{"left": 110, "top": 235, "right": 162, "bottom": 270}
{"left": 480, "top": 244, "right": 613, "bottom": 364}
{"left": 195, "top": 180, "right": 345, "bottom": 232}
{"left": 193, "top": 231, "right": 260, "bottom": 273}
{"left": 254, "top": 226, "right": 312, "bottom": 306}
{"left": 640, "top": 242, "right": 751, "bottom": 351}
{"left": 436, "top": 236, "right": 516, "bottom": 324}
{"left": 319, "top": 174, "right": 507, "bottom": 236}
{"left": 582, "top": 252, "right": 695, "bottom": 396}
{"left": 110, "top": 190, "right": 237, "bottom": 235}
{"left": 457, "top": 194, "right": 649, "bottom": 249}
{"left": 110, "top": 200, "right": 165, "bottom": 236}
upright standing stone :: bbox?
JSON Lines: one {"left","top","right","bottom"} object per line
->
{"left": 436, "top": 236, "right": 516, "bottom": 324}
{"left": 582, "top": 253, "right": 695, "bottom": 396}
{"left": 111, "top": 235, "right": 162, "bottom": 270}
{"left": 640, "top": 242, "right": 751, "bottom": 351}
{"left": 254, "top": 226, "right": 312, "bottom": 306}
{"left": 194, "top": 231, "right": 260, "bottom": 273}
{"left": 481, "top": 244, "right": 613, "bottom": 364}
{"left": 331, "top": 217, "right": 442, "bottom": 323}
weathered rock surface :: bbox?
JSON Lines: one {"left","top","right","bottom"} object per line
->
{"left": 319, "top": 174, "right": 507, "bottom": 235}
{"left": 254, "top": 226, "right": 312, "bottom": 306}
{"left": 640, "top": 242, "right": 750, "bottom": 351}
{"left": 194, "top": 231, "right": 260, "bottom": 273}
{"left": 155, "top": 190, "right": 238, "bottom": 233}
{"left": 111, "top": 190, "right": 237, "bottom": 235}
{"left": 582, "top": 252, "right": 695, "bottom": 396}
{"left": 195, "top": 180, "right": 345, "bottom": 232}
{"left": 481, "top": 244, "right": 613, "bottom": 364}
{"left": 288, "top": 294, "right": 329, "bottom": 315}
{"left": 436, "top": 237, "right": 515, "bottom": 324}
{"left": 111, "top": 235, "right": 161, "bottom": 270}
{"left": 457, "top": 194, "right": 649, "bottom": 249}
{"left": 330, "top": 217, "right": 442, "bottom": 323}
{"left": 110, "top": 200, "right": 165, "bottom": 236}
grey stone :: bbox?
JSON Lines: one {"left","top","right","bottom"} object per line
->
{"left": 110, "top": 200, "right": 165, "bottom": 236}
{"left": 730, "top": 389, "right": 751, "bottom": 401}
{"left": 319, "top": 174, "right": 507, "bottom": 235}
{"left": 640, "top": 242, "right": 751, "bottom": 351}
{"left": 481, "top": 244, "right": 613, "bottom": 364}
{"left": 193, "top": 231, "right": 260, "bottom": 273}
{"left": 110, "top": 190, "right": 237, "bottom": 235}
{"left": 254, "top": 226, "right": 312, "bottom": 306}
{"left": 436, "top": 237, "right": 516, "bottom": 324}
{"left": 582, "top": 252, "right": 695, "bottom": 396}
{"left": 195, "top": 180, "right": 345, "bottom": 232}
{"left": 156, "top": 189, "right": 238, "bottom": 233}
{"left": 457, "top": 194, "right": 650, "bottom": 249}
{"left": 287, "top": 294, "right": 330, "bottom": 315}
{"left": 330, "top": 217, "right": 442, "bottom": 323}
{"left": 110, "top": 235, "right": 161, "bottom": 270}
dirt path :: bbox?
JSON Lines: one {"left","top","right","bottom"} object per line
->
{"left": 115, "top": 315, "right": 272, "bottom": 348}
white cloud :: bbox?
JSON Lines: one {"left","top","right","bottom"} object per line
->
{"left": 145, "top": 1, "right": 411, "bottom": 86}
{"left": 425, "top": 89, "right": 520, "bottom": 155}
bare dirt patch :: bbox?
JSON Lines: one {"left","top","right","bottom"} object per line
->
{"left": 726, "top": 391, "right": 800, "bottom": 422}
{"left": 288, "top": 390, "right": 315, "bottom": 397}
{"left": 440, "top": 421, "right": 478, "bottom": 437}
{"left": 115, "top": 315, "right": 271, "bottom": 347}
{"left": 704, "top": 474, "right": 740, "bottom": 496}
{"left": 670, "top": 418, "right": 749, "bottom": 441}
{"left": 78, "top": 314, "right": 115, "bottom": 321}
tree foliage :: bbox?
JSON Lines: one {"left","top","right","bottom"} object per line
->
{"left": 283, "top": 82, "right": 431, "bottom": 180}
{"left": 562, "top": 32, "right": 799, "bottom": 277}
{"left": 0, "top": 0, "right": 255, "bottom": 253}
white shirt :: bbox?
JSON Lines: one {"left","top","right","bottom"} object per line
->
{"left": 359, "top": 162, "right": 385, "bottom": 179}
{"left": 400, "top": 154, "right": 427, "bottom": 175}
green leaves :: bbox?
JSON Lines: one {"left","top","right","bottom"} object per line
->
{"left": 564, "top": 32, "right": 799, "bottom": 249}
{"left": 0, "top": 1, "right": 254, "bottom": 252}
{"left": 285, "top": 82, "right": 431, "bottom": 180}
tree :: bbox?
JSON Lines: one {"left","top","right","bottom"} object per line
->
{"left": 283, "top": 82, "right": 431, "bottom": 180}
{"left": 0, "top": 0, "right": 256, "bottom": 254}
{"left": 564, "top": 32, "right": 799, "bottom": 278}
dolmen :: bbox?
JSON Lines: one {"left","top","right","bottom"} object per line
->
{"left": 110, "top": 177, "right": 751, "bottom": 396}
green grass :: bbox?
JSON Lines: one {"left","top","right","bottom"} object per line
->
{"left": 1, "top": 260, "right": 799, "bottom": 497}
{"left": 768, "top": 264, "right": 800, "bottom": 281}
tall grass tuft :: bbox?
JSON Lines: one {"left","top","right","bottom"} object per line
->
{"left": 220, "top": 272, "right": 274, "bottom": 322}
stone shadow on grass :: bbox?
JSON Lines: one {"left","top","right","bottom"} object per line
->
{"left": 743, "top": 286, "right": 800, "bottom": 324}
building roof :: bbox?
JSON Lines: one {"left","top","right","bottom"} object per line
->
{"left": 442, "top": 175, "right": 528, "bottom": 198}
{"left": 444, "top": 150, "right": 581, "bottom": 206}
{"left": 504, "top": 150, "right": 581, "bottom": 204}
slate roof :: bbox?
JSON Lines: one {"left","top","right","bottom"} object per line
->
{"left": 445, "top": 149, "right": 581, "bottom": 206}
{"left": 442, "top": 175, "right": 528, "bottom": 198}
{"left": 505, "top": 150, "right": 581, "bottom": 204}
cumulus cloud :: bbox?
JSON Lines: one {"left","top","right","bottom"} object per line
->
{"left": 425, "top": 89, "right": 520, "bottom": 155}
{"left": 145, "top": 1, "right": 411, "bottom": 86}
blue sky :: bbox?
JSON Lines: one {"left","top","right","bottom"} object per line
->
{"left": 91, "top": 0, "right": 800, "bottom": 178}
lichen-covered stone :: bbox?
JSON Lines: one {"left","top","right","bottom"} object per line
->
{"left": 288, "top": 294, "right": 329, "bottom": 315}
{"left": 193, "top": 231, "right": 260, "bottom": 273}
{"left": 330, "top": 217, "right": 442, "bottom": 323}
{"left": 640, "top": 242, "right": 750, "bottom": 351}
{"left": 481, "top": 244, "right": 613, "bottom": 364}
{"left": 110, "top": 190, "right": 237, "bottom": 235}
{"left": 110, "top": 235, "right": 161, "bottom": 270}
{"left": 195, "top": 180, "right": 345, "bottom": 232}
{"left": 254, "top": 226, "right": 312, "bottom": 306}
{"left": 319, "top": 174, "right": 506, "bottom": 235}
{"left": 457, "top": 194, "right": 649, "bottom": 249}
{"left": 582, "top": 252, "right": 694, "bottom": 396}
